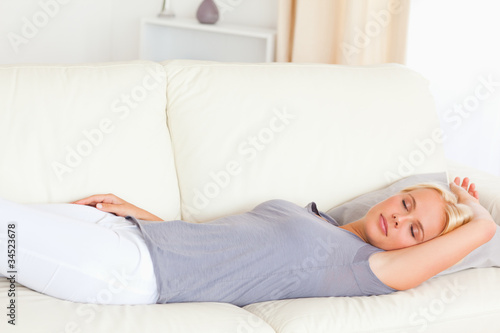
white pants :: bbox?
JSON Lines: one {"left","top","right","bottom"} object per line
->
{"left": 0, "top": 197, "right": 158, "bottom": 305}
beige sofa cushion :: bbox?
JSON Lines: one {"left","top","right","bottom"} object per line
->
{"left": 162, "top": 60, "right": 447, "bottom": 222}
{"left": 0, "top": 61, "right": 180, "bottom": 220}
{"left": 0, "top": 281, "right": 275, "bottom": 333}
{"left": 244, "top": 268, "right": 500, "bottom": 333}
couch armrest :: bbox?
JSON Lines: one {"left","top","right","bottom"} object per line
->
{"left": 446, "top": 158, "right": 500, "bottom": 225}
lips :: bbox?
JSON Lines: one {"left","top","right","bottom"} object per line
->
{"left": 380, "top": 214, "right": 387, "bottom": 236}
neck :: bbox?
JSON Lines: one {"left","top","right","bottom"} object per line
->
{"left": 339, "top": 219, "right": 368, "bottom": 243}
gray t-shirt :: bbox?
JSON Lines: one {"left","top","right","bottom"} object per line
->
{"left": 127, "top": 199, "right": 395, "bottom": 306}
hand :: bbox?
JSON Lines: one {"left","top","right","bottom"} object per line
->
{"left": 450, "top": 177, "right": 495, "bottom": 230}
{"left": 450, "top": 177, "right": 479, "bottom": 204}
{"left": 72, "top": 194, "right": 162, "bottom": 221}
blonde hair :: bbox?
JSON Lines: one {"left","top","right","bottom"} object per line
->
{"left": 400, "top": 183, "right": 473, "bottom": 235}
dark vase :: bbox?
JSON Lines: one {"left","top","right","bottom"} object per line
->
{"left": 196, "top": 0, "right": 219, "bottom": 24}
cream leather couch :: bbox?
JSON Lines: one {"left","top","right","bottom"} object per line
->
{"left": 0, "top": 60, "right": 499, "bottom": 333}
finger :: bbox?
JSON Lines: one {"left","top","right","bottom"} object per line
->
{"left": 469, "top": 183, "right": 479, "bottom": 199}
{"left": 72, "top": 194, "right": 119, "bottom": 205}
{"left": 454, "top": 177, "right": 461, "bottom": 186}
{"left": 72, "top": 195, "right": 105, "bottom": 205}
{"left": 72, "top": 195, "right": 107, "bottom": 206}
{"left": 96, "top": 203, "right": 127, "bottom": 217}
{"left": 461, "top": 177, "right": 470, "bottom": 190}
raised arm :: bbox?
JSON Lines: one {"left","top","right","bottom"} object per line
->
{"left": 369, "top": 177, "right": 497, "bottom": 291}
{"left": 72, "top": 194, "right": 162, "bottom": 221}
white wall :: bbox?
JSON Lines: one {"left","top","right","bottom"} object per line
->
{"left": 406, "top": 0, "right": 500, "bottom": 176}
{"left": 0, "top": 0, "right": 278, "bottom": 64}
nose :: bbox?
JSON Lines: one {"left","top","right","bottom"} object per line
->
{"left": 392, "top": 214, "right": 399, "bottom": 228}
{"left": 392, "top": 214, "right": 411, "bottom": 228}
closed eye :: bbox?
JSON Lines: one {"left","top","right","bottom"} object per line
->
{"left": 411, "top": 225, "right": 415, "bottom": 238}
{"left": 402, "top": 199, "right": 408, "bottom": 211}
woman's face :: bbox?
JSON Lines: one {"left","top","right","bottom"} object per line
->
{"left": 364, "top": 188, "right": 447, "bottom": 251}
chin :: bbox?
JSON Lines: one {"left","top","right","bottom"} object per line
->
{"left": 367, "top": 235, "right": 400, "bottom": 251}
{"left": 373, "top": 242, "right": 391, "bottom": 251}
{"left": 379, "top": 243, "right": 409, "bottom": 251}
{"left": 366, "top": 235, "right": 385, "bottom": 250}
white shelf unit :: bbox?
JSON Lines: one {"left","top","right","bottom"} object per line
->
{"left": 140, "top": 17, "right": 276, "bottom": 63}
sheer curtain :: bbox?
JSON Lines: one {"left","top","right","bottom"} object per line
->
{"left": 276, "top": 0, "right": 410, "bottom": 65}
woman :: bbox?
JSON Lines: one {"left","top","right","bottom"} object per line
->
{"left": 0, "top": 177, "right": 496, "bottom": 306}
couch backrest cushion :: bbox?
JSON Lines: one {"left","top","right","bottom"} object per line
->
{"left": 0, "top": 61, "right": 180, "bottom": 220}
{"left": 163, "top": 60, "right": 446, "bottom": 222}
